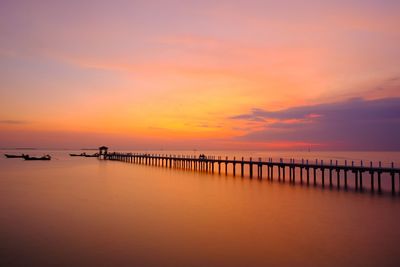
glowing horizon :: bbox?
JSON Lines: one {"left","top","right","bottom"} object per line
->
{"left": 1, "top": 0, "right": 400, "bottom": 150}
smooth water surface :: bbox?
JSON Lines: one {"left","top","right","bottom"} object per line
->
{"left": 1, "top": 150, "right": 400, "bottom": 267}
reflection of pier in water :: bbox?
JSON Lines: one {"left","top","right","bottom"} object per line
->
{"left": 101, "top": 150, "right": 400, "bottom": 195}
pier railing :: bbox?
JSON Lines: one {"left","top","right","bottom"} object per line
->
{"left": 104, "top": 152, "right": 400, "bottom": 195}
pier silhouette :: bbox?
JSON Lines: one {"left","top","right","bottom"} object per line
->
{"left": 99, "top": 148, "right": 400, "bottom": 195}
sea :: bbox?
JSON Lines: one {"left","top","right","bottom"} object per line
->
{"left": 1, "top": 149, "right": 400, "bottom": 267}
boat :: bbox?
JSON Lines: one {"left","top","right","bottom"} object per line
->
{"left": 4, "top": 154, "right": 25, "bottom": 158}
{"left": 69, "top": 152, "right": 86, "bottom": 157}
{"left": 83, "top": 153, "right": 99, "bottom": 157}
{"left": 23, "top": 155, "right": 51, "bottom": 161}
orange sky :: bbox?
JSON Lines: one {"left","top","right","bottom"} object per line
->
{"left": 1, "top": 0, "right": 399, "bottom": 150}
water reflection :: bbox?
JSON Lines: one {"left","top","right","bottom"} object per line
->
{"left": 0, "top": 150, "right": 399, "bottom": 267}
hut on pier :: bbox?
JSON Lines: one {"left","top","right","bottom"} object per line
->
{"left": 98, "top": 146, "right": 109, "bottom": 159}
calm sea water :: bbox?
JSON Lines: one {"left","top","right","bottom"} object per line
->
{"left": 1, "top": 150, "right": 400, "bottom": 267}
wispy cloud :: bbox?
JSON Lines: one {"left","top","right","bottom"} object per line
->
{"left": 0, "top": 120, "right": 29, "bottom": 124}
{"left": 157, "top": 35, "right": 220, "bottom": 47}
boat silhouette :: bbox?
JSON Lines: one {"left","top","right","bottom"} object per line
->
{"left": 23, "top": 155, "right": 51, "bottom": 161}
{"left": 69, "top": 152, "right": 87, "bottom": 157}
{"left": 83, "top": 153, "right": 99, "bottom": 157}
{"left": 4, "top": 154, "right": 26, "bottom": 158}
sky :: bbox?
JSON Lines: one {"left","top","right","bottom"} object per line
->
{"left": 0, "top": 0, "right": 399, "bottom": 150}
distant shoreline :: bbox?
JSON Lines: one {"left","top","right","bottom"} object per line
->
{"left": 0, "top": 148, "right": 98, "bottom": 151}
{"left": 1, "top": 148, "right": 400, "bottom": 152}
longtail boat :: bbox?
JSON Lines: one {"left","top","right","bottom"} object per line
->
{"left": 23, "top": 155, "right": 51, "bottom": 161}
{"left": 4, "top": 154, "right": 25, "bottom": 158}
{"left": 83, "top": 153, "right": 99, "bottom": 157}
{"left": 69, "top": 153, "right": 86, "bottom": 157}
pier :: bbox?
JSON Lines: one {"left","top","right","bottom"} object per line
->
{"left": 103, "top": 151, "right": 400, "bottom": 195}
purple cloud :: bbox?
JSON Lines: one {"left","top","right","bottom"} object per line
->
{"left": 231, "top": 97, "right": 400, "bottom": 150}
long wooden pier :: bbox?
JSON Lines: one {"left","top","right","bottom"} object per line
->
{"left": 104, "top": 152, "right": 400, "bottom": 195}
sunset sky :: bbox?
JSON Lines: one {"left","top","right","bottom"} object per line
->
{"left": 1, "top": 0, "right": 399, "bottom": 150}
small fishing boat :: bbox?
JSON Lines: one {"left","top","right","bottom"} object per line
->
{"left": 83, "top": 153, "right": 99, "bottom": 157}
{"left": 4, "top": 154, "right": 25, "bottom": 158}
{"left": 23, "top": 155, "right": 51, "bottom": 161}
{"left": 69, "top": 152, "right": 86, "bottom": 157}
